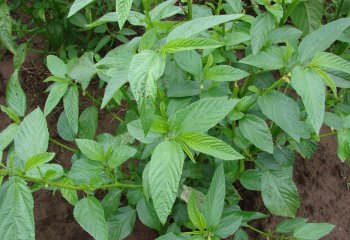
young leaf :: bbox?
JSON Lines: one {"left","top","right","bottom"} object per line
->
{"left": 46, "top": 55, "right": 68, "bottom": 78}
{"left": 116, "top": 0, "right": 133, "bottom": 29}
{"left": 203, "top": 164, "right": 225, "bottom": 227}
{"left": 239, "top": 114, "right": 273, "bottom": 154}
{"left": 293, "top": 223, "right": 335, "bottom": 240}
{"left": 167, "top": 14, "right": 243, "bottom": 41}
{"left": 180, "top": 132, "right": 243, "bottom": 161}
{"left": 298, "top": 18, "right": 350, "bottom": 63}
{"left": 258, "top": 90, "right": 301, "bottom": 141}
{"left": 161, "top": 38, "right": 223, "bottom": 53}
{"left": 291, "top": 66, "right": 325, "bottom": 134}
{"left": 187, "top": 192, "right": 206, "bottom": 231}
{"left": 68, "top": 0, "right": 94, "bottom": 17}
{"left": 204, "top": 65, "right": 249, "bottom": 82}
{"left": 136, "top": 197, "right": 162, "bottom": 231}
{"left": 0, "top": 177, "right": 35, "bottom": 240}
{"left": 6, "top": 70, "right": 26, "bottom": 116}
{"left": 170, "top": 97, "right": 238, "bottom": 133}
{"left": 0, "top": 123, "right": 18, "bottom": 151}
{"left": 149, "top": 141, "right": 185, "bottom": 224}
{"left": 250, "top": 12, "right": 275, "bottom": 55}
{"left": 44, "top": 82, "right": 68, "bottom": 116}
{"left": 63, "top": 85, "right": 79, "bottom": 134}
{"left": 74, "top": 196, "right": 108, "bottom": 240}
{"left": 76, "top": 139, "right": 105, "bottom": 162}
{"left": 261, "top": 169, "right": 300, "bottom": 218}
{"left": 24, "top": 152, "right": 55, "bottom": 170}
{"left": 14, "top": 108, "right": 49, "bottom": 161}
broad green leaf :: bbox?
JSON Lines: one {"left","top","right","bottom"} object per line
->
{"left": 224, "top": 31, "right": 250, "bottom": 46}
{"left": 180, "top": 132, "right": 243, "bottom": 160}
{"left": 76, "top": 139, "right": 105, "bottom": 162}
{"left": 276, "top": 218, "right": 307, "bottom": 234}
{"left": 149, "top": 141, "right": 185, "bottom": 224}
{"left": 60, "top": 178, "right": 79, "bottom": 205}
{"left": 101, "top": 188, "right": 122, "bottom": 218}
{"left": 261, "top": 169, "right": 300, "bottom": 218}
{"left": 187, "top": 192, "right": 206, "bottom": 231}
{"left": 69, "top": 159, "right": 107, "bottom": 185}
{"left": 86, "top": 12, "right": 118, "bottom": 28}
{"left": 101, "top": 69, "right": 129, "bottom": 108}
{"left": 6, "top": 70, "right": 26, "bottom": 116}
{"left": 26, "top": 163, "right": 63, "bottom": 180}
{"left": 0, "top": 123, "right": 18, "bottom": 151}
{"left": 107, "top": 144, "right": 137, "bottom": 168}
{"left": 269, "top": 26, "right": 303, "bottom": 44}
{"left": 258, "top": 91, "right": 301, "bottom": 141}
{"left": 170, "top": 97, "right": 238, "bottom": 133}
{"left": 312, "top": 52, "right": 350, "bottom": 75}
{"left": 250, "top": 12, "right": 275, "bottom": 55}
{"left": 136, "top": 197, "right": 162, "bottom": 231}
{"left": 116, "top": 0, "right": 133, "bottom": 29}
{"left": 138, "top": 29, "right": 157, "bottom": 51}
{"left": 127, "top": 119, "right": 163, "bottom": 144}
{"left": 0, "top": 2, "right": 16, "bottom": 54}
{"left": 44, "top": 82, "right": 68, "bottom": 116}
{"left": 74, "top": 196, "right": 108, "bottom": 240}
{"left": 57, "top": 111, "right": 76, "bottom": 141}
{"left": 24, "top": 152, "right": 55, "bottom": 170}
{"left": 78, "top": 106, "right": 98, "bottom": 139}
{"left": 46, "top": 55, "right": 68, "bottom": 78}
{"left": 68, "top": 0, "right": 94, "bottom": 17}
{"left": 203, "top": 164, "right": 225, "bottom": 227}
{"left": 337, "top": 129, "right": 350, "bottom": 163}
{"left": 64, "top": 86, "right": 79, "bottom": 134}
{"left": 149, "top": 0, "right": 181, "bottom": 21}
{"left": 291, "top": 66, "right": 325, "bottom": 134}
{"left": 214, "top": 214, "right": 242, "bottom": 238}
{"left": 205, "top": 65, "right": 249, "bottom": 82}
{"left": 14, "top": 108, "right": 49, "bottom": 160}
{"left": 293, "top": 223, "right": 335, "bottom": 240}
{"left": 298, "top": 18, "right": 350, "bottom": 63}
{"left": 161, "top": 38, "right": 223, "bottom": 53}
{"left": 239, "top": 169, "right": 262, "bottom": 191}
{"left": 239, "top": 114, "right": 273, "bottom": 153}
{"left": 174, "top": 50, "right": 202, "bottom": 76}
{"left": 167, "top": 14, "right": 244, "bottom": 41}
{"left": 234, "top": 229, "right": 248, "bottom": 240}
{"left": 290, "top": 0, "right": 324, "bottom": 35}
{"left": 324, "top": 112, "right": 343, "bottom": 130}
{"left": 107, "top": 206, "right": 136, "bottom": 240}
{"left": 239, "top": 46, "right": 284, "bottom": 70}
{"left": 0, "top": 177, "right": 35, "bottom": 240}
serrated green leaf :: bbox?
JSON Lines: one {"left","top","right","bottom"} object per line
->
{"left": 239, "top": 46, "right": 284, "bottom": 70}
{"left": 44, "top": 82, "right": 68, "bottom": 116}
{"left": 76, "top": 139, "right": 105, "bottom": 162}
{"left": 57, "top": 111, "right": 76, "bottom": 141}
{"left": 312, "top": 52, "right": 350, "bottom": 75}
{"left": 161, "top": 38, "right": 223, "bottom": 53}
{"left": 203, "top": 164, "right": 225, "bottom": 227}
{"left": 6, "top": 70, "right": 26, "bottom": 117}
{"left": 149, "top": 141, "right": 185, "bottom": 224}
{"left": 239, "top": 169, "right": 262, "bottom": 191}
{"left": 0, "top": 177, "right": 35, "bottom": 240}
{"left": 205, "top": 65, "right": 249, "bottom": 82}
{"left": 239, "top": 114, "right": 273, "bottom": 153}
{"left": 24, "top": 152, "right": 55, "bottom": 170}
{"left": 74, "top": 196, "right": 108, "bottom": 240}
{"left": 180, "top": 132, "right": 243, "bottom": 160}
{"left": 214, "top": 214, "right": 242, "bottom": 238}
{"left": 14, "top": 108, "right": 49, "bottom": 161}
{"left": 0, "top": 123, "right": 18, "bottom": 151}
{"left": 101, "top": 68, "right": 129, "bottom": 108}
{"left": 59, "top": 178, "right": 79, "bottom": 205}
{"left": 68, "top": 0, "right": 94, "bottom": 17}
{"left": 258, "top": 90, "right": 301, "bottom": 141}
{"left": 174, "top": 50, "right": 202, "bottom": 76}
{"left": 250, "top": 12, "right": 275, "bottom": 55}
{"left": 293, "top": 223, "right": 335, "bottom": 240}
{"left": 64, "top": 85, "right": 79, "bottom": 134}
{"left": 0, "top": 2, "right": 16, "bottom": 54}
{"left": 116, "top": 0, "right": 133, "bottom": 29}
{"left": 47, "top": 55, "right": 68, "bottom": 78}
{"left": 276, "top": 218, "right": 307, "bottom": 234}
{"left": 69, "top": 159, "right": 107, "bottom": 185}
{"left": 78, "top": 106, "right": 98, "bottom": 139}
{"left": 291, "top": 66, "right": 325, "bottom": 134}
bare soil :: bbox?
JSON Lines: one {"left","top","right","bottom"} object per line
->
{"left": 1, "top": 56, "right": 350, "bottom": 240}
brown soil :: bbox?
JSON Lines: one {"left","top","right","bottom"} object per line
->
{"left": 1, "top": 56, "right": 350, "bottom": 240}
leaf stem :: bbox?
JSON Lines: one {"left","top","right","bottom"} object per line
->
{"left": 319, "top": 131, "right": 337, "bottom": 138}
{"left": 187, "top": 0, "right": 193, "bottom": 20}
{"left": 246, "top": 224, "right": 290, "bottom": 239}
{"left": 49, "top": 138, "right": 76, "bottom": 152}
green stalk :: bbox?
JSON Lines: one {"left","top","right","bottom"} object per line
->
{"left": 246, "top": 224, "right": 290, "bottom": 239}
{"left": 187, "top": 0, "right": 193, "bottom": 20}
{"left": 49, "top": 138, "right": 76, "bottom": 152}
{"left": 319, "top": 131, "right": 337, "bottom": 138}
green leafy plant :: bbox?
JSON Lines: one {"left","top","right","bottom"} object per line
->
{"left": 1, "top": 0, "right": 350, "bottom": 239}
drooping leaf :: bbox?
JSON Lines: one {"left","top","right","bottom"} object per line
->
{"left": 136, "top": 197, "right": 162, "bottom": 231}
{"left": 239, "top": 114, "right": 273, "bottom": 153}
{"left": 0, "top": 177, "right": 35, "bottom": 240}
{"left": 63, "top": 85, "right": 79, "bottom": 134}
{"left": 44, "top": 82, "right": 68, "bottom": 116}
{"left": 116, "top": 0, "right": 133, "bottom": 29}
{"left": 0, "top": 123, "right": 18, "bottom": 151}
{"left": 74, "top": 196, "right": 108, "bottom": 240}
{"left": 204, "top": 65, "right": 249, "bottom": 82}
{"left": 293, "top": 223, "right": 335, "bottom": 240}
{"left": 0, "top": 2, "right": 16, "bottom": 54}
{"left": 291, "top": 66, "right": 325, "bottom": 134}
{"left": 167, "top": 14, "right": 243, "bottom": 41}
{"left": 258, "top": 90, "right": 301, "bottom": 141}
{"left": 250, "top": 12, "right": 275, "bottom": 55}
{"left": 14, "top": 108, "right": 49, "bottom": 161}
{"left": 180, "top": 132, "right": 243, "bottom": 160}
{"left": 76, "top": 139, "right": 105, "bottom": 162}
{"left": 60, "top": 178, "right": 79, "bottom": 206}
{"left": 170, "top": 97, "right": 238, "bottom": 133}
{"left": 298, "top": 18, "right": 350, "bottom": 63}
{"left": 101, "top": 68, "right": 129, "bottom": 108}
{"left": 6, "top": 70, "right": 26, "bottom": 117}
{"left": 203, "top": 164, "right": 225, "bottom": 227}
{"left": 68, "top": 0, "right": 95, "bottom": 17}
{"left": 149, "top": 141, "right": 185, "bottom": 224}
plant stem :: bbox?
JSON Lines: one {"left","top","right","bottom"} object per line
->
{"left": 319, "top": 131, "right": 337, "bottom": 138}
{"left": 336, "top": 0, "right": 344, "bottom": 19}
{"left": 49, "top": 138, "right": 76, "bottom": 152}
{"left": 187, "top": 0, "right": 193, "bottom": 20}
{"left": 246, "top": 224, "right": 289, "bottom": 239}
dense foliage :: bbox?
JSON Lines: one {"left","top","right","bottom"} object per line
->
{"left": 1, "top": 0, "right": 350, "bottom": 239}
